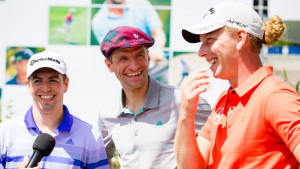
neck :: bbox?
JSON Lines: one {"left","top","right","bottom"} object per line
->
{"left": 32, "top": 104, "right": 64, "bottom": 134}
{"left": 108, "top": 1, "right": 125, "bottom": 17}
{"left": 229, "top": 52, "right": 262, "bottom": 88}
{"left": 124, "top": 82, "right": 149, "bottom": 114}
{"left": 17, "top": 72, "right": 27, "bottom": 84}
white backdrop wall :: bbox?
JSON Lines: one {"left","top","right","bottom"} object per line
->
{"left": 0, "top": 0, "right": 267, "bottom": 127}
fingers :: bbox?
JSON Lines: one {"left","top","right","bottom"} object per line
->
{"left": 17, "top": 156, "right": 29, "bottom": 169}
{"left": 180, "top": 68, "right": 210, "bottom": 115}
{"left": 17, "top": 156, "right": 41, "bottom": 169}
{"left": 181, "top": 68, "right": 210, "bottom": 95}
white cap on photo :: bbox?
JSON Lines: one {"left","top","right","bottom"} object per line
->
{"left": 182, "top": 1, "right": 264, "bottom": 43}
{"left": 26, "top": 51, "right": 68, "bottom": 78}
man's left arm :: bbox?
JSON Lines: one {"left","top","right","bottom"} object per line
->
{"left": 293, "top": 143, "right": 300, "bottom": 162}
{"left": 266, "top": 90, "right": 300, "bottom": 162}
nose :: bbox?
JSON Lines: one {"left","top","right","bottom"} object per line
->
{"left": 128, "top": 58, "right": 139, "bottom": 70}
{"left": 198, "top": 43, "right": 208, "bottom": 58}
{"left": 41, "top": 82, "right": 52, "bottom": 92}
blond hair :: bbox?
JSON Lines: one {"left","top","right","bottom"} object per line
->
{"left": 263, "top": 15, "right": 286, "bottom": 46}
{"left": 225, "top": 15, "right": 286, "bottom": 53}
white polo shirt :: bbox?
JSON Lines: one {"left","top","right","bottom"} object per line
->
{"left": 0, "top": 105, "right": 109, "bottom": 169}
{"left": 98, "top": 76, "right": 211, "bottom": 169}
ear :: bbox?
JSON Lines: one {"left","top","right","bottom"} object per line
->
{"left": 147, "top": 50, "right": 150, "bottom": 62}
{"left": 104, "top": 59, "right": 114, "bottom": 72}
{"left": 27, "top": 80, "right": 33, "bottom": 95}
{"left": 64, "top": 77, "right": 69, "bottom": 93}
{"left": 236, "top": 29, "right": 247, "bottom": 51}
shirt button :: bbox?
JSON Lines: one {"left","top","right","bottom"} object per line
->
{"left": 231, "top": 90, "right": 236, "bottom": 94}
{"left": 231, "top": 106, "right": 234, "bottom": 110}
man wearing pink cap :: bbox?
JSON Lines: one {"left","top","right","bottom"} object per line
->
{"left": 98, "top": 26, "right": 211, "bottom": 168}
{"left": 175, "top": 1, "right": 300, "bottom": 169}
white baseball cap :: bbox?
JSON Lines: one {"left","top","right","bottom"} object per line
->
{"left": 26, "top": 51, "right": 68, "bottom": 78}
{"left": 182, "top": 1, "right": 264, "bottom": 43}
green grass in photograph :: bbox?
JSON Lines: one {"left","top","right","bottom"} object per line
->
{"left": 92, "top": 0, "right": 171, "bottom": 5}
{"left": 49, "top": 7, "right": 88, "bottom": 45}
{"left": 149, "top": 0, "right": 171, "bottom": 6}
{"left": 90, "top": 8, "right": 101, "bottom": 46}
{"left": 92, "top": 0, "right": 105, "bottom": 4}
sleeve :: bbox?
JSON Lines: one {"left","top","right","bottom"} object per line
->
{"left": 91, "top": 8, "right": 107, "bottom": 44}
{"left": 97, "top": 110, "right": 116, "bottom": 160}
{"left": 266, "top": 89, "right": 300, "bottom": 152}
{"left": 0, "top": 124, "right": 6, "bottom": 169}
{"left": 194, "top": 96, "right": 212, "bottom": 134}
{"left": 198, "top": 114, "right": 213, "bottom": 141}
{"left": 143, "top": 0, "right": 163, "bottom": 31}
{"left": 86, "top": 128, "right": 109, "bottom": 169}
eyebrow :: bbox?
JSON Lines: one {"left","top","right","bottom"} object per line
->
{"left": 32, "top": 74, "right": 60, "bottom": 80}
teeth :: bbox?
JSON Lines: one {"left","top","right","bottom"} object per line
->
{"left": 127, "top": 72, "right": 141, "bottom": 76}
{"left": 209, "top": 59, "right": 217, "bottom": 65}
{"left": 41, "top": 95, "right": 53, "bottom": 99}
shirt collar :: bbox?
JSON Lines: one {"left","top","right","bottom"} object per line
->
{"left": 214, "top": 66, "right": 273, "bottom": 107}
{"left": 233, "top": 66, "right": 273, "bottom": 97}
{"left": 118, "top": 76, "right": 160, "bottom": 117}
{"left": 24, "top": 105, "right": 73, "bottom": 133}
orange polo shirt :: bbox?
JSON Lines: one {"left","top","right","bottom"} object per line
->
{"left": 199, "top": 66, "right": 300, "bottom": 169}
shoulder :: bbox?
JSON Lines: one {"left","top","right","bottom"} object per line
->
{"left": 99, "top": 98, "right": 120, "bottom": 116}
{"left": 0, "top": 116, "right": 24, "bottom": 129}
{"left": 259, "top": 75, "right": 298, "bottom": 98}
{"left": 71, "top": 116, "right": 101, "bottom": 137}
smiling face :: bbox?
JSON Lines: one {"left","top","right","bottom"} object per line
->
{"left": 105, "top": 46, "right": 150, "bottom": 91}
{"left": 27, "top": 68, "right": 69, "bottom": 113}
{"left": 198, "top": 27, "right": 239, "bottom": 81}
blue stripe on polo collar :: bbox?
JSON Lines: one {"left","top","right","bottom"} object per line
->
{"left": 24, "top": 105, "right": 73, "bottom": 133}
{"left": 123, "top": 107, "right": 144, "bottom": 117}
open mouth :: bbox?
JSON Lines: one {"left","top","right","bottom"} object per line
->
{"left": 127, "top": 71, "right": 142, "bottom": 77}
{"left": 208, "top": 58, "right": 218, "bottom": 66}
{"left": 40, "top": 95, "right": 54, "bottom": 100}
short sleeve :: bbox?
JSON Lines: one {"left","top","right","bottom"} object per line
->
{"left": 98, "top": 110, "right": 115, "bottom": 160}
{"left": 266, "top": 90, "right": 300, "bottom": 152}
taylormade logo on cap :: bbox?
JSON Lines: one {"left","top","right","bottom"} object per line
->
{"left": 26, "top": 51, "right": 67, "bottom": 78}
{"left": 30, "top": 57, "right": 61, "bottom": 66}
{"left": 182, "top": 1, "right": 264, "bottom": 43}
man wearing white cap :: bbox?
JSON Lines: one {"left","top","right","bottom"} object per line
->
{"left": 0, "top": 51, "right": 109, "bottom": 168}
{"left": 175, "top": 1, "right": 300, "bottom": 168}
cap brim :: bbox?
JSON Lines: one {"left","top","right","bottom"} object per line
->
{"left": 182, "top": 23, "right": 225, "bottom": 43}
{"left": 26, "top": 65, "right": 66, "bottom": 78}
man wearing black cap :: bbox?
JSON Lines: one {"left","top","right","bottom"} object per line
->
{"left": 98, "top": 26, "right": 211, "bottom": 169}
{"left": 6, "top": 48, "right": 33, "bottom": 85}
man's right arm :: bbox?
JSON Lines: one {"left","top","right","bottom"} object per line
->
{"left": 175, "top": 69, "right": 211, "bottom": 169}
{"left": 98, "top": 111, "right": 116, "bottom": 168}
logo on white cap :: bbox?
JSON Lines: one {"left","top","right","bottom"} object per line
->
{"left": 26, "top": 51, "right": 67, "bottom": 78}
{"left": 182, "top": 1, "right": 264, "bottom": 43}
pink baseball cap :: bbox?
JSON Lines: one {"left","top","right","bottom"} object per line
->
{"left": 100, "top": 26, "right": 154, "bottom": 58}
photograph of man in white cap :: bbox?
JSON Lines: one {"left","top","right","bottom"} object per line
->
{"left": 0, "top": 51, "right": 109, "bottom": 169}
{"left": 175, "top": 1, "right": 300, "bottom": 168}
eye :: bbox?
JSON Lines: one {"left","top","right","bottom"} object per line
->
{"left": 206, "top": 38, "right": 213, "bottom": 44}
{"left": 119, "top": 57, "right": 127, "bottom": 61}
{"left": 50, "top": 79, "right": 59, "bottom": 83}
{"left": 33, "top": 79, "right": 41, "bottom": 83}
